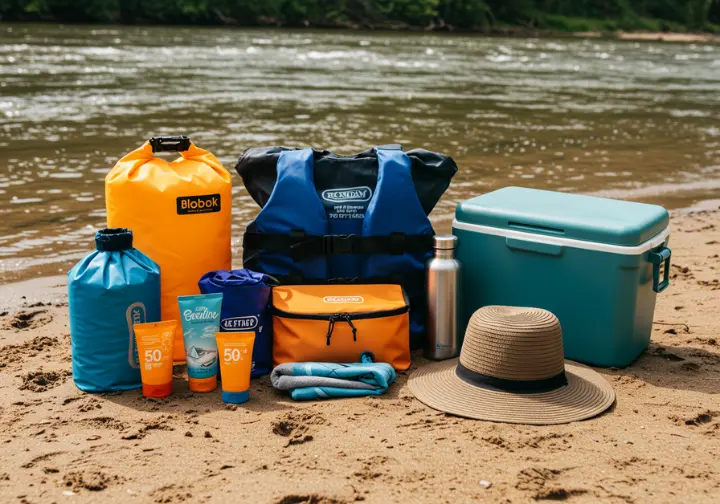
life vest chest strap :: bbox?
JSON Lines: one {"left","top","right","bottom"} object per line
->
{"left": 243, "top": 232, "right": 434, "bottom": 261}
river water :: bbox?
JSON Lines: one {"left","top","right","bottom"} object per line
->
{"left": 1, "top": 23, "right": 719, "bottom": 282}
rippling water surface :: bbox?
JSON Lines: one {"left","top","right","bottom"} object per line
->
{"left": 1, "top": 23, "right": 719, "bottom": 282}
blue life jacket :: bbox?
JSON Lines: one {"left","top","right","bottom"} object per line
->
{"left": 243, "top": 145, "right": 434, "bottom": 348}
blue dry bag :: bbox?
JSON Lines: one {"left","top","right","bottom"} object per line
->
{"left": 198, "top": 269, "right": 274, "bottom": 377}
{"left": 68, "top": 228, "right": 161, "bottom": 392}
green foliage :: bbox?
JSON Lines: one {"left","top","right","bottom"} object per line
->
{"left": 439, "top": 0, "right": 493, "bottom": 28}
{"left": 374, "top": 0, "right": 439, "bottom": 24}
{"left": 1, "top": 0, "right": 719, "bottom": 32}
{"left": 16, "top": 0, "right": 121, "bottom": 21}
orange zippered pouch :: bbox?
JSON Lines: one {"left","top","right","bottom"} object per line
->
{"left": 271, "top": 284, "right": 411, "bottom": 370}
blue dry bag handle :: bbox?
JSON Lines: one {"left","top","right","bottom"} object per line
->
{"left": 648, "top": 245, "right": 671, "bottom": 293}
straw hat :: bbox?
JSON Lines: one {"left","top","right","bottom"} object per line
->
{"left": 409, "top": 306, "right": 615, "bottom": 425}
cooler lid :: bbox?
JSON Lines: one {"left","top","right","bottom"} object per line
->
{"left": 455, "top": 187, "right": 669, "bottom": 247}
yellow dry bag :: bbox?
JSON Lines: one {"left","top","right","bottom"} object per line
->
{"left": 106, "top": 136, "right": 232, "bottom": 361}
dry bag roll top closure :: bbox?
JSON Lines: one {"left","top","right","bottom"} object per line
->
{"left": 106, "top": 137, "right": 232, "bottom": 361}
{"left": 241, "top": 145, "right": 454, "bottom": 348}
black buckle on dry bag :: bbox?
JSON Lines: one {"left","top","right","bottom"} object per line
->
{"left": 150, "top": 136, "right": 191, "bottom": 153}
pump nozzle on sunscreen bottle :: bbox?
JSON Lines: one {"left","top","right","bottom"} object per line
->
{"left": 134, "top": 320, "right": 177, "bottom": 398}
{"left": 216, "top": 332, "right": 255, "bottom": 404}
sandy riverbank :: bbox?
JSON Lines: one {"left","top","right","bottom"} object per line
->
{"left": 0, "top": 207, "right": 719, "bottom": 504}
{"left": 571, "top": 31, "right": 720, "bottom": 44}
{"left": 613, "top": 31, "right": 720, "bottom": 44}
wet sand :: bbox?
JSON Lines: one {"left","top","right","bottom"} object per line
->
{"left": 0, "top": 207, "right": 719, "bottom": 503}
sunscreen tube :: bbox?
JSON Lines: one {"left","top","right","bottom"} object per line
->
{"left": 134, "top": 320, "right": 177, "bottom": 398}
{"left": 216, "top": 332, "right": 256, "bottom": 404}
{"left": 178, "top": 293, "right": 222, "bottom": 392}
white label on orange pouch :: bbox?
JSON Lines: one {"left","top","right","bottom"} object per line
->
{"left": 323, "top": 296, "right": 364, "bottom": 304}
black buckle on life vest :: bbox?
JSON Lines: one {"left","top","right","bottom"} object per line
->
{"left": 323, "top": 234, "right": 356, "bottom": 255}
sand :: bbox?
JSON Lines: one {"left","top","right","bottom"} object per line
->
{"left": 1, "top": 207, "right": 719, "bottom": 504}
{"left": 574, "top": 31, "right": 720, "bottom": 44}
{"left": 615, "top": 32, "right": 720, "bottom": 44}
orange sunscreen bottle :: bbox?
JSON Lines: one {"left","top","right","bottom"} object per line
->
{"left": 216, "top": 332, "right": 256, "bottom": 404}
{"left": 134, "top": 320, "right": 177, "bottom": 398}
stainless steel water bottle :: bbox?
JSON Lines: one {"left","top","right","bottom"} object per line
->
{"left": 425, "top": 234, "right": 461, "bottom": 360}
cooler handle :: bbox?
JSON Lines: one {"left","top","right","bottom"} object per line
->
{"left": 648, "top": 246, "right": 671, "bottom": 293}
{"left": 149, "top": 136, "right": 191, "bottom": 153}
{"left": 505, "top": 237, "right": 563, "bottom": 256}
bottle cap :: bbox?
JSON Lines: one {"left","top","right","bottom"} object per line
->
{"left": 95, "top": 228, "right": 133, "bottom": 251}
{"left": 142, "top": 382, "right": 172, "bottom": 399}
{"left": 433, "top": 234, "right": 457, "bottom": 250}
{"left": 222, "top": 390, "right": 249, "bottom": 404}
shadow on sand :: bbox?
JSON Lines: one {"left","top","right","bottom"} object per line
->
{"left": 103, "top": 370, "right": 295, "bottom": 416}
{"left": 602, "top": 342, "right": 720, "bottom": 395}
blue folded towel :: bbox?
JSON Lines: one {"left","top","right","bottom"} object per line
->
{"left": 270, "top": 352, "right": 396, "bottom": 401}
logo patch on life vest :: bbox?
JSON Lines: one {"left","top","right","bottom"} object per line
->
{"left": 321, "top": 186, "right": 372, "bottom": 203}
{"left": 177, "top": 194, "right": 221, "bottom": 215}
{"left": 221, "top": 315, "right": 259, "bottom": 330}
{"left": 323, "top": 296, "right": 364, "bottom": 304}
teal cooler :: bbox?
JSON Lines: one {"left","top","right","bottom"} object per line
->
{"left": 453, "top": 187, "right": 671, "bottom": 368}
